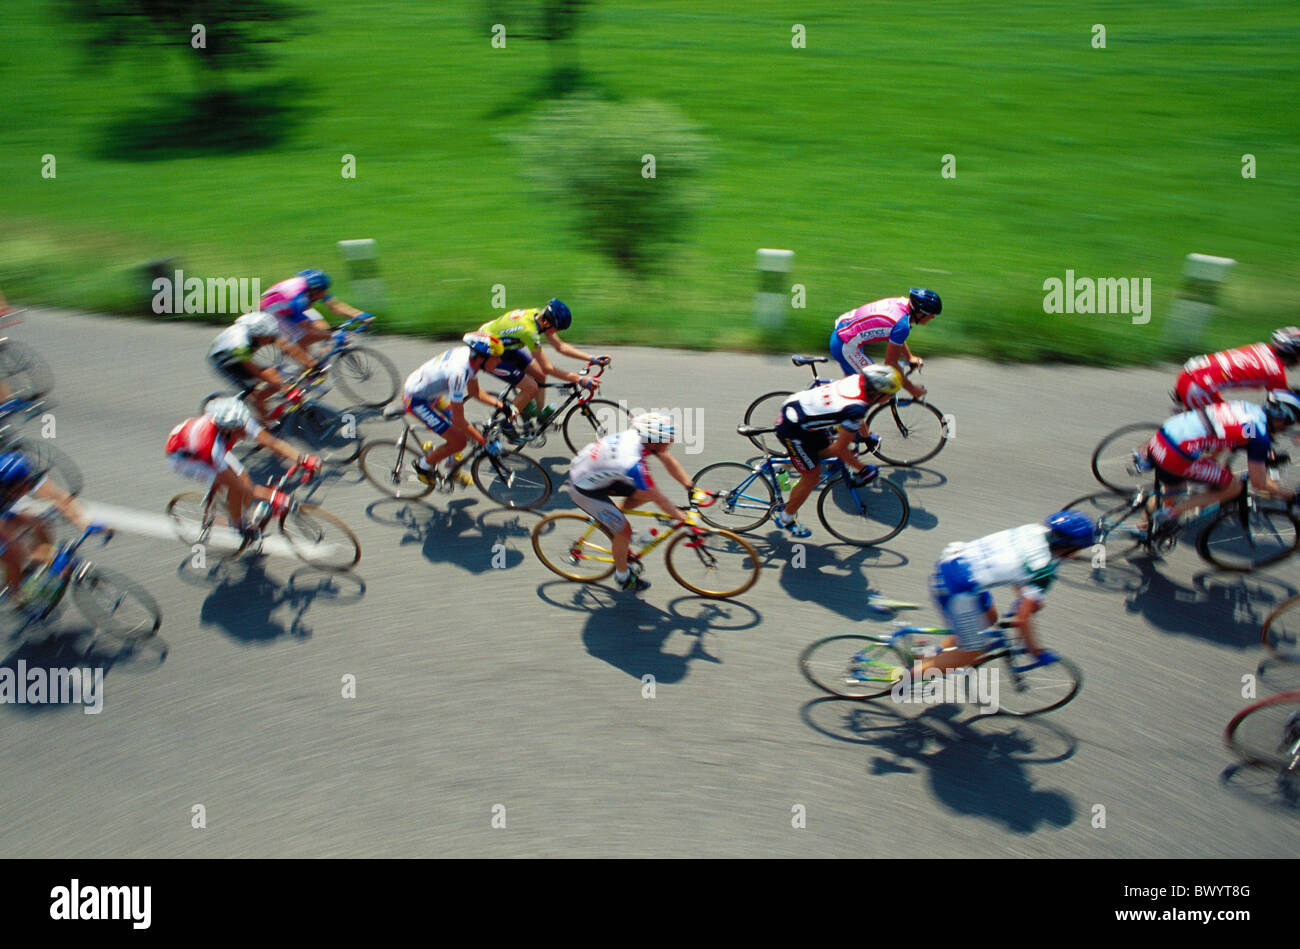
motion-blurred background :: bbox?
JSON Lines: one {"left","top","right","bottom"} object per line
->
{"left": 2, "top": 1, "right": 1297, "bottom": 362}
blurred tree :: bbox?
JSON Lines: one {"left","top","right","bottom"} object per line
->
{"left": 65, "top": 0, "right": 309, "bottom": 156}
{"left": 483, "top": 1, "right": 593, "bottom": 93}
{"left": 512, "top": 95, "right": 710, "bottom": 273}
{"left": 66, "top": 0, "right": 305, "bottom": 98}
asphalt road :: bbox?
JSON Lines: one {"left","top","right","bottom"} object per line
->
{"left": 1, "top": 308, "right": 1296, "bottom": 857}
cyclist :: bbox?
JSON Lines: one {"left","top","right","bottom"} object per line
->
{"left": 475, "top": 299, "right": 608, "bottom": 438}
{"left": 165, "top": 398, "right": 320, "bottom": 543}
{"left": 1141, "top": 392, "right": 1300, "bottom": 531}
{"left": 1174, "top": 328, "right": 1300, "bottom": 408}
{"left": 208, "top": 312, "right": 318, "bottom": 425}
{"left": 0, "top": 451, "right": 103, "bottom": 609}
{"left": 405, "top": 335, "right": 512, "bottom": 486}
{"left": 260, "top": 269, "right": 370, "bottom": 353}
{"left": 564, "top": 413, "right": 699, "bottom": 593}
{"left": 769, "top": 365, "right": 902, "bottom": 538}
{"left": 910, "top": 510, "right": 1096, "bottom": 676}
{"left": 830, "top": 288, "right": 940, "bottom": 400}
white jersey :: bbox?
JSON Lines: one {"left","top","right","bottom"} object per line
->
{"left": 782, "top": 375, "right": 872, "bottom": 431}
{"left": 404, "top": 348, "right": 475, "bottom": 406}
{"left": 568, "top": 431, "right": 653, "bottom": 492}
{"left": 941, "top": 524, "right": 1056, "bottom": 602}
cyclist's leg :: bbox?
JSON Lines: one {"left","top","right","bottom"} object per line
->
{"left": 830, "top": 329, "right": 871, "bottom": 378}
{"left": 925, "top": 557, "right": 994, "bottom": 673}
{"left": 569, "top": 484, "right": 632, "bottom": 573}
{"left": 0, "top": 521, "right": 25, "bottom": 595}
{"left": 1161, "top": 458, "right": 1239, "bottom": 521}
{"left": 774, "top": 420, "right": 825, "bottom": 518}
{"left": 404, "top": 398, "right": 458, "bottom": 468}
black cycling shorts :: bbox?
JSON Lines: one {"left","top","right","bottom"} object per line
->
{"left": 775, "top": 418, "right": 830, "bottom": 473}
{"left": 485, "top": 349, "right": 534, "bottom": 386}
{"left": 209, "top": 357, "right": 260, "bottom": 395}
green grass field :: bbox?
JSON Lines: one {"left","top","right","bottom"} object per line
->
{"left": 3, "top": 1, "right": 1298, "bottom": 364}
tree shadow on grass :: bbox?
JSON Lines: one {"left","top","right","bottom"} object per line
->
{"left": 484, "top": 66, "right": 618, "bottom": 120}
{"left": 94, "top": 79, "right": 312, "bottom": 161}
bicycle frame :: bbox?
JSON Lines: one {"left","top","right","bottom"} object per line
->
{"left": 562, "top": 503, "right": 716, "bottom": 567}
{"left": 491, "top": 361, "right": 607, "bottom": 442}
{"left": 849, "top": 619, "right": 1062, "bottom": 686}
{"left": 1096, "top": 478, "right": 1250, "bottom": 550}
{"left": 316, "top": 316, "right": 376, "bottom": 370}
{"left": 10, "top": 524, "right": 109, "bottom": 623}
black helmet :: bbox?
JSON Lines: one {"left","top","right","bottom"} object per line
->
{"left": 908, "top": 288, "right": 941, "bottom": 316}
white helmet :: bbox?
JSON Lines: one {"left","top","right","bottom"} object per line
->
{"left": 206, "top": 397, "right": 252, "bottom": 432}
{"left": 1265, "top": 389, "right": 1300, "bottom": 426}
{"left": 631, "top": 413, "right": 675, "bottom": 445}
{"left": 236, "top": 311, "right": 280, "bottom": 339}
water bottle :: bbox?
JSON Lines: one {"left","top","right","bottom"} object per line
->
{"left": 249, "top": 500, "right": 271, "bottom": 526}
{"left": 776, "top": 467, "right": 791, "bottom": 492}
{"left": 632, "top": 526, "right": 660, "bottom": 547}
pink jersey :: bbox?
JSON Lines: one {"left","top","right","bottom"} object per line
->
{"left": 260, "top": 277, "right": 318, "bottom": 323}
{"left": 833, "top": 297, "right": 913, "bottom": 347}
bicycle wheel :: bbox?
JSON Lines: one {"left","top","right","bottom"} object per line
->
{"left": 279, "top": 504, "right": 361, "bottom": 571}
{"left": 0, "top": 339, "right": 54, "bottom": 400}
{"left": 866, "top": 399, "right": 949, "bottom": 466}
{"left": 1262, "top": 594, "right": 1300, "bottom": 664}
{"left": 976, "top": 650, "right": 1082, "bottom": 716}
{"left": 358, "top": 434, "right": 434, "bottom": 499}
{"left": 165, "top": 489, "right": 253, "bottom": 557}
{"left": 664, "top": 527, "right": 760, "bottom": 598}
{"left": 471, "top": 451, "right": 552, "bottom": 509}
{"left": 1225, "top": 691, "right": 1300, "bottom": 772}
{"left": 71, "top": 565, "right": 161, "bottom": 641}
{"left": 799, "top": 634, "right": 908, "bottom": 700}
{"left": 562, "top": 399, "right": 632, "bottom": 455}
{"left": 816, "top": 474, "right": 910, "bottom": 546}
{"left": 1196, "top": 502, "right": 1300, "bottom": 572}
{"left": 286, "top": 403, "right": 362, "bottom": 465}
{"left": 333, "top": 346, "right": 400, "bottom": 408}
{"left": 18, "top": 439, "right": 84, "bottom": 498}
{"left": 691, "top": 462, "right": 776, "bottom": 533}
{"left": 1090, "top": 422, "right": 1162, "bottom": 494}
{"left": 742, "top": 391, "right": 793, "bottom": 454}
{"left": 531, "top": 512, "right": 616, "bottom": 581}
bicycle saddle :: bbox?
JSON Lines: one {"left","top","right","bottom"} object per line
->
{"left": 737, "top": 424, "right": 774, "bottom": 437}
{"left": 791, "top": 355, "right": 829, "bottom": 366}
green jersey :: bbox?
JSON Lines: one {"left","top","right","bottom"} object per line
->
{"left": 478, "top": 308, "right": 544, "bottom": 352}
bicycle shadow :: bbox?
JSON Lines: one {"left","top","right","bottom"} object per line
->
{"left": 883, "top": 466, "right": 943, "bottom": 531}
{"left": 0, "top": 623, "right": 168, "bottom": 716}
{"left": 801, "top": 697, "right": 1077, "bottom": 833}
{"left": 1219, "top": 762, "right": 1300, "bottom": 812}
{"left": 1119, "top": 561, "right": 1295, "bottom": 650}
{"left": 182, "top": 556, "right": 365, "bottom": 643}
{"left": 536, "top": 582, "right": 761, "bottom": 683}
{"left": 748, "top": 540, "right": 909, "bottom": 622}
{"left": 365, "top": 497, "right": 533, "bottom": 573}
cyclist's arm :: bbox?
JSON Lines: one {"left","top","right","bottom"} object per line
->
{"left": 828, "top": 426, "right": 869, "bottom": 472}
{"left": 1246, "top": 459, "right": 1295, "bottom": 501}
{"left": 33, "top": 479, "right": 91, "bottom": 531}
{"left": 467, "top": 379, "right": 507, "bottom": 413}
{"left": 654, "top": 449, "right": 695, "bottom": 493}
{"left": 252, "top": 428, "right": 305, "bottom": 465}
{"left": 885, "top": 341, "right": 926, "bottom": 397}
{"left": 325, "top": 299, "right": 366, "bottom": 320}
{"left": 1010, "top": 590, "right": 1044, "bottom": 656}
{"left": 531, "top": 347, "right": 587, "bottom": 387}
{"left": 544, "top": 328, "right": 593, "bottom": 363}
{"left": 276, "top": 339, "right": 318, "bottom": 371}
{"left": 642, "top": 484, "right": 690, "bottom": 524}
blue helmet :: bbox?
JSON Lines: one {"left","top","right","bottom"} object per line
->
{"left": 908, "top": 288, "right": 942, "bottom": 316}
{"left": 298, "top": 269, "right": 331, "bottom": 292}
{"left": 540, "top": 299, "right": 572, "bottom": 331}
{"left": 0, "top": 451, "right": 37, "bottom": 494}
{"left": 1045, "top": 510, "right": 1096, "bottom": 550}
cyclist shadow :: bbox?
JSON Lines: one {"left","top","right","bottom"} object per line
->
{"left": 882, "top": 466, "right": 943, "bottom": 531}
{"left": 365, "top": 498, "right": 533, "bottom": 573}
{"left": 182, "top": 557, "right": 366, "bottom": 643}
{"left": 1219, "top": 762, "right": 1300, "bottom": 812}
{"left": 1120, "top": 560, "right": 1295, "bottom": 650}
{"left": 0, "top": 623, "right": 167, "bottom": 715}
{"left": 801, "top": 698, "right": 1077, "bottom": 833}
{"left": 536, "top": 581, "right": 761, "bottom": 683}
{"left": 748, "top": 540, "right": 909, "bottom": 622}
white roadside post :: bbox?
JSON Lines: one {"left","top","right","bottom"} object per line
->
{"left": 756, "top": 248, "right": 794, "bottom": 333}
{"left": 337, "top": 239, "right": 385, "bottom": 312}
{"left": 1165, "top": 253, "right": 1235, "bottom": 352}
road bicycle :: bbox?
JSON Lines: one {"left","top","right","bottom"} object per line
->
{"left": 531, "top": 493, "right": 761, "bottom": 598}
{"left": 358, "top": 400, "right": 552, "bottom": 509}
{"left": 201, "top": 365, "right": 362, "bottom": 464}
{"left": 255, "top": 314, "right": 400, "bottom": 408}
{"left": 1224, "top": 691, "right": 1300, "bottom": 803}
{"left": 691, "top": 427, "right": 910, "bottom": 546}
{"left": 488, "top": 359, "right": 630, "bottom": 454}
{"left": 0, "top": 392, "right": 83, "bottom": 498}
{"left": 742, "top": 355, "right": 949, "bottom": 465}
{"left": 799, "top": 613, "right": 1082, "bottom": 716}
{"left": 1259, "top": 594, "right": 1300, "bottom": 664}
{"left": 0, "top": 524, "right": 162, "bottom": 646}
{"left": 166, "top": 461, "right": 361, "bottom": 571}
{"left": 1087, "top": 477, "right": 1300, "bottom": 572}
